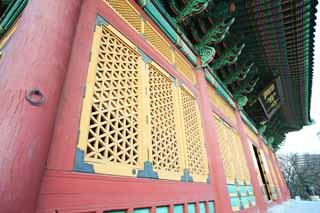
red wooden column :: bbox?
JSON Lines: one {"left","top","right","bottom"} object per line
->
{"left": 272, "top": 152, "right": 291, "bottom": 200}
{"left": 0, "top": 0, "right": 82, "bottom": 212}
{"left": 234, "top": 109, "right": 268, "bottom": 212}
{"left": 270, "top": 150, "right": 285, "bottom": 203}
{"left": 195, "top": 69, "right": 232, "bottom": 213}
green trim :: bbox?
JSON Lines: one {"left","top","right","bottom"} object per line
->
{"left": 137, "top": 0, "right": 198, "bottom": 66}
{"left": 205, "top": 69, "right": 236, "bottom": 109}
{"left": 0, "top": 0, "right": 28, "bottom": 38}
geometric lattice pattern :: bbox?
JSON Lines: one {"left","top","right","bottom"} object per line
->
{"left": 144, "top": 22, "right": 173, "bottom": 63}
{"left": 174, "top": 52, "right": 196, "bottom": 84}
{"left": 207, "top": 85, "right": 236, "bottom": 124}
{"left": 214, "top": 114, "right": 250, "bottom": 184}
{"left": 148, "top": 64, "right": 181, "bottom": 173}
{"left": 214, "top": 116, "right": 236, "bottom": 182}
{"left": 234, "top": 133, "right": 251, "bottom": 183}
{"left": 181, "top": 88, "right": 207, "bottom": 177}
{"left": 85, "top": 26, "right": 140, "bottom": 166}
{"left": 103, "top": 0, "right": 196, "bottom": 85}
{"left": 104, "top": 0, "right": 142, "bottom": 33}
{"left": 78, "top": 21, "right": 208, "bottom": 181}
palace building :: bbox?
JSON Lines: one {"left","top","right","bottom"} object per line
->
{"left": 0, "top": 0, "right": 317, "bottom": 212}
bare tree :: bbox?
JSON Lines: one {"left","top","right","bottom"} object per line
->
{"left": 278, "top": 153, "right": 320, "bottom": 199}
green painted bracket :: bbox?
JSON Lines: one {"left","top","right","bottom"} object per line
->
{"left": 175, "top": 0, "right": 209, "bottom": 23}
{"left": 137, "top": 0, "right": 198, "bottom": 66}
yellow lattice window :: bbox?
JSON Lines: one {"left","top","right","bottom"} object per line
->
{"left": 213, "top": 114, "right": 250, "bottom": 184}
{"left": 103, "top": 0, "right": 198, "bottom": 86}
{"left": 78, "top": 24, "right": 146, "bottom": 176}
{"left": 77, "top": 23, "right": 208, "bottom": 182}
{"left": 208, "top": 85, "right": 236, "bottom": 124}
{"left": 180, "top": 87, "right": 208, "bottom": 181}
{"left": 147, "top": 63, "right": 184, "bottom": 179}
{"left": 174, "top": 51, "right": 196, "bottom": 84}
{"left": 103, "top": 0, "right": 143, "bottom": 33}
{"left": 214, "top": 115, "right": 236, "bottom": 183}
{"left": 144, "top": 22, "right": 174, "bottom": 63}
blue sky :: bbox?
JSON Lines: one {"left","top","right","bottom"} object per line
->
{"left": 278, "top": 4, "right": 320, "bottom": 154}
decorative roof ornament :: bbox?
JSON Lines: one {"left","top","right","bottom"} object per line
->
{"left": 201, "top": 1, "right": 236, "bottom": 20}
{"left": 232, "top": 74, "right": 259, "bottom": 108}
{"left": 234, "top": 94, "right": 248, "bottom": 109}
{"left": 173, "top": 0, "right": 210, "bottom": 23}
{"left": 223, "top": 62, "right": 254, "bottom": 85}
{"left": 209, "top": 43, "right": 245, "bottom": 71}
{"left": 234, "top": 75, "right": 259, "bottom": 95}
{"left": 268, "top": 137, "right": 274, "bottom": 145}
{"left": 258, "top": 120, "right": 267, "bottom": 135}
{"left": 197, "top": 45, "right": 216, "bottom": 67}
{"left": 195, "top": 17, "right": 235, "bottom": 48}
{"left": 259, "top": 125, "right": 266, "bottom": 135}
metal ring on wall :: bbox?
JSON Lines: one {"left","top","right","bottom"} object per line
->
{"left": 26, "top": 88, "right": 45, "bottom": 106}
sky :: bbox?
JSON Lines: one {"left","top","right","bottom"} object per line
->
{"left": 277, "top": 4, "right": 320, "bottom": 155}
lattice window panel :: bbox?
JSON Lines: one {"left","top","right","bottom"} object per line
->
{"left": 207, "top": 85, "right": 236, "bottom": 124}
{"left": 148, "top": 63, "right": 183, "bottom": 177}
{"left": 103, "top": 0, "right": 142, "bottom": 33}
{"left": 234, "top": 133, "right": 250, "bottom": 183}
{"left": 180, "top": 87, "right": 208, "bottom": 180}
{"left": 78, "top": 24, "right": 145, "bottom": 176}
{"left": 77, "top": 21, "right": 208, "bottom": 182}
{"left": 214, "top": 116, "right": 236, "bottom": 183}
{"left": 230, "top": 131, "right": 246, "bottom": 183}
{"left": 174, "top": 52, "right": 196, "bottom": 84}
{"left": 144, "top": 22, "right": 174, "bottom": 63}
{"left": 214, "top": 114, "right": 251, "bottom": 184}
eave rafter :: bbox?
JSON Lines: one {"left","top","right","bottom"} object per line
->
{"left": 146, "top": 0, "right": 316, "bottom": 149}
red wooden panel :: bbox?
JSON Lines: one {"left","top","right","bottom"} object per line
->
{"left": 37, "top": 171, "right": 215, "bottom": 212}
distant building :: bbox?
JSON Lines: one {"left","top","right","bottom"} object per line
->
{"left": 297, "top": 154, "right": 320, "bottom": 168}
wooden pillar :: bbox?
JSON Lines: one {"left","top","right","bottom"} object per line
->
{"left": 272, "top": 152, "right": 291, "bottom": 200}
{"left": 269, "top": 151, "right": 286, "bottom": 203}
{"left": 195, "top": 69, "right": 233, "bottom": 213}
{"left": 234, "top": 109, "right": 268, "bottom": 212}
{"left": 0, "top": 0, "right": 82, "bottom": 212}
